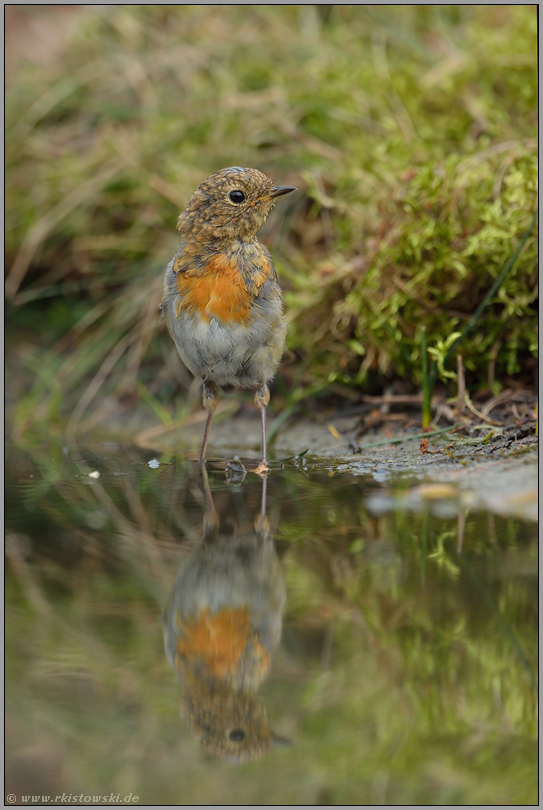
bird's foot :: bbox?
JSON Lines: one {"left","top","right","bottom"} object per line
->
{"left": 252, "top": 460, "right": 270, "bottom": 477}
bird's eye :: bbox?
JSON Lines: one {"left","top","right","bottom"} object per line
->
{"left": 228, "top": 190, "right": 246, "bottom": 204}
{"left": 228, "top": 728, "right": 246, "bottom": 742}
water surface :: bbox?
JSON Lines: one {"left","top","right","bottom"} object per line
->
{"left": 5, "top": 442, "right": 538, "bottom": 805}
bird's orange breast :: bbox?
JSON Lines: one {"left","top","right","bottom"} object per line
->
{"left": 174, "top": 253, "right": 270, "bottom": 325}
{"left": 175, "top": 606, "right": 270, "bottom": 680}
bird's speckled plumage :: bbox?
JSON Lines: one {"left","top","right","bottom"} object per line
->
{"left": 162, "top": 167, "right": 296, "bottom": 465}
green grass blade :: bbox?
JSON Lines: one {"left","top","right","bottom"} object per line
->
{"left": 421, "top": 326, "right": 432, "bottom": 429}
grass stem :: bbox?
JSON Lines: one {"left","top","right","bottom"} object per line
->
{"left": 421, "top": 327, "right": 431, "bottom": 428}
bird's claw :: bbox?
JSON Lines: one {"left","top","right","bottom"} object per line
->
{"left": 252, "top": 461, "right": 270, "bottom": 477}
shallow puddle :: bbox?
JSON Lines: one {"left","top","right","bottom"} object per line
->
{"left": 5, "top": 442, "right": 538, "bottom": 805}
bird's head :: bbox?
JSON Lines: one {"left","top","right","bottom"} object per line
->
{"left": 177, "top": 167, "right": 296, "bottom": 243}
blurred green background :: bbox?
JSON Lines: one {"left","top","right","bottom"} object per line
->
{"left": 5, "top": 5, "right": 538, "bottom": 439}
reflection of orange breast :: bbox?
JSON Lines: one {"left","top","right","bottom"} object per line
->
{"left": 175, "top": 607, "right": 270, "bottom": 681}
{"left": 174, "top": 253, "right": 270, "bottom": 325}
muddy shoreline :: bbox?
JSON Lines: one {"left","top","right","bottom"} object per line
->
{"left": 126, "top": 407, "right": 538, "bottom": 523}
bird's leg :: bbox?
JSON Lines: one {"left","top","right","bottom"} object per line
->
{"left": 254, "top": 383, "right": 270, "bottom": 471}
{"left": 199, "top": 381, "right": 219, "bottom": 463}
{"left": 200, "top": 461, "right": 220, "bottom": 541}
{"left": 254, "top": 474, "right": 270, "bottom": 540}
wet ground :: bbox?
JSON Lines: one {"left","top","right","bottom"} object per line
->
{"left": 5, "top": 435, "right": 538, "bottom": 806}
{"left": 134, "top": 405, "right": 539, "bottom": 522}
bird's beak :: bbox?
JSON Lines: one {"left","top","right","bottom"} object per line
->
{"left": 268, "top": 185, "right": 297, "bottom": 199}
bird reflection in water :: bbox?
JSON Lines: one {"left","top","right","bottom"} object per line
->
{"left": 162, "top": 467, "right": 289, "bottom": 760}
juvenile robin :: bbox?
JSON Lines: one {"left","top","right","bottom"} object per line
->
{"left": 162, "top": 469, "right": 288, "bottom": 760}
{"left": 162, "top": 167, "right": 296, "bottom": 469}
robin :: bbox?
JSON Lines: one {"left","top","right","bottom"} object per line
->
{"left": 162, "top": 167, "right": 296, "bottom": 470}
{"left": 162, "top": 468, "right": 289, "bottom": 760}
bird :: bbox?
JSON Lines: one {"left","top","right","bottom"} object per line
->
{"left": 161, "top": 167, "right": 296, "bottom": 470}
{"left": 162, "top": 467, "right": 289, "bottom": 760}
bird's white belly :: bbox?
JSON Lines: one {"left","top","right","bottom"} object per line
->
{"left": 170, "top": 308, "right": 285, "bottom": 389}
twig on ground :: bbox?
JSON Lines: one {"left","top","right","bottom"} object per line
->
{"left": 464, "top": 397, "right": 503, "bottom": 426}
{"left": 353, "top": 423, "right": 464, "bottom": 451}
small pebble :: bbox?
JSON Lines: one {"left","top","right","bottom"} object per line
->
{"left": 88, "top": 471, "right": 100, "bottom": 479}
